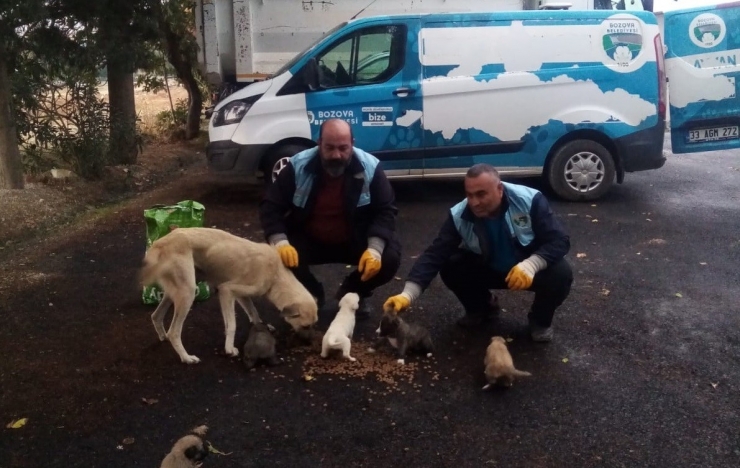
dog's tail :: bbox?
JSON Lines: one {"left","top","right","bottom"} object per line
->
{"left": 510, "top": 369, "right": 532, "bottom": 378}
{"left": 328, "top": 336, "right": 345, "bottom": 347}
{"left": 138, "top": 245, "right": 165, "bottom": 287}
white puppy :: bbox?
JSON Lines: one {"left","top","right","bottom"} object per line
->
{"left": 321, "top": 292, "right": 360, "bottom": 361}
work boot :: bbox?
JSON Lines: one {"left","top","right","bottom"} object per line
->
{"left": 529, "top": 319, "right": 553, "bottom": 343}
{"left": 456, "top": 295, "right": 502, "bottom": 328}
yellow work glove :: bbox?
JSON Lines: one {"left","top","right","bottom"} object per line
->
{"left": 383, "top": 294, "right": 411, "bottom": 314}
{"left": 275, "top": 241, "right": 299, "bottom": 268}
{"left": 505, "top": 255, "right": 547, "bottom": 290}
{"left": 358, "top": 248, "right": 382, "bottom": 282}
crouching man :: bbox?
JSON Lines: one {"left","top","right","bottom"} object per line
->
{"left": 259, "top": 119, "right": 401, "bottom": 317}
{"left": 383, "top": 163, "right": 572, "bottom": 342}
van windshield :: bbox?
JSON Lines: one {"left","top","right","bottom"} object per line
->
{"left": 272, "top": 22, "right": 348, "bottom": 77}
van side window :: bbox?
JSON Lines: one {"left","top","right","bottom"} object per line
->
{"left": 315, "top": 24, "right": 406, "bottom": 89}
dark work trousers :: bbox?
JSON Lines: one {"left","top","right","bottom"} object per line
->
{"left": 439, "top": 250, "right": 573, "bottom": 328}
{"left": 287, "top": 231, "right": 401, "bottom": 301}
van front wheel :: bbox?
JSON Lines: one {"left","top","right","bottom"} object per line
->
{"left": 264, "top": 144, "right": 310, "bottom": 186}
{"left": 546, "top": 140, "right": 615, "bottom": 202}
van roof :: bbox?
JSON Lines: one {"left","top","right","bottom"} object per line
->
{"left": 348, "top": 9, "right": 659, "bottom": 26}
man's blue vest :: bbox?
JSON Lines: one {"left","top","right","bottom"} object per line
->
{"left": 450, "top": 182, "right": 538, "bottom": 255}
{"left": 290, "top": 147, "right": 378, "bottom": 208}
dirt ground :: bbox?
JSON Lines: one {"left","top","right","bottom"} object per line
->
{"left": 0, "top": 85, "right": 199, "bottom": 249}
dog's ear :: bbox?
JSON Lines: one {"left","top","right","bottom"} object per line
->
{"left": 184, "top": 441, "right": 207, "bottom": 461}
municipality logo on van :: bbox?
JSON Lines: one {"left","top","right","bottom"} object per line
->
{"left": 602, "top": 18, "right": 642, "bottom": 67}
{"left": 689, "top": 13, "right": 725, "bottom": 49}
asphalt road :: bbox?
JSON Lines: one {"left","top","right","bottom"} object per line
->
{"left": 1, "top": 134, "right": 739, "bottom": 467}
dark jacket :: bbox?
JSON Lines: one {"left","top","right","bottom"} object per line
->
{"left": 259, "top": 148, "right": 400, "bottom": 249}
{"left": 407, "top": 187, "right": 570, "bottom": 290}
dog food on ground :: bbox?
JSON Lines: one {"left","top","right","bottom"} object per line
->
{"left": 295, "top": 339, "right": 439, "bottom": 393}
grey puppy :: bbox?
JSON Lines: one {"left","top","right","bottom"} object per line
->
{"left": 243, "top": 322, "right": 280, "bottom": 369}
{"left": 160, "top": 426, "right": 208, "bottom": 468}
{"left": 368, "top": 312, "right": 434, "bottom": 365}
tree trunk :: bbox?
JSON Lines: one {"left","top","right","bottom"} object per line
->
{"left": 107, "top": 52, "right": 138, "bottom": 164}
{"left": 0, "top": 52, "right": 24, "bottom": 189}
{"left": 158, "top": 12, "right": 203, "bottom": 140}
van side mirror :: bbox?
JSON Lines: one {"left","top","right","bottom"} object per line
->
{"left": 303, "top": 58, "right": 321, "bottom": 91}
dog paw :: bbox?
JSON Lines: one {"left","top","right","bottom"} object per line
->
{"left": 396, "top": 358, "right": 405, "bottom": 365}
{"left": 225, "top": 347, "right": 239, "bottom": 357}
{"left": 375, "top": 327, "right": 381, "bottom": 335}
{"left": 157, "top": 333, "right": 167, "bottom": 342}
{"left": 182, "top": 355, "right": 201, "bottom": 364}
{"left": 482, "top": 383, "right": 491, "bottom": 391}
{"left": 348, "top": 356, "right": 357, "bottom": 362}
{"left": 320, "top": 353, "right": 328, "bottom": 359}
{"left": 367, "top": 347, "right": 376, "bottom": 353}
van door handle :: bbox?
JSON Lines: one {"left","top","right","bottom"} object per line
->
{"left": 393, "top": 87, "right": 415, "bottom": 97}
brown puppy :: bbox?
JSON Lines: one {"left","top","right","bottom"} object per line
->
{"left": 160, "top": 427, "right": 208, "bottom": 468}
{"left": 243, "top": 322, "right": 280, "bottom": 369}
{"left": 369, "top": 311, "right": 434, "bottom": 365}
{"left": 483, "top": 336, "right": 532, "bottom": 389}
{"left": 139, "top": 227, "right": 318, "bottom": 364}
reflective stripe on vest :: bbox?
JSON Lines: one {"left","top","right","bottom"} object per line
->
{"left": 449, "top": 182, "right": 539, "bottom": 253}
{"left": 291, "top": 147, "right": 378, "bottom": 208}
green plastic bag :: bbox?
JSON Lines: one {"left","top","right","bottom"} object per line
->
{"left": 142, "top": 200, "right": 210, "bottom": 305}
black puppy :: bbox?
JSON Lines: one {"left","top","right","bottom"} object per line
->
{"left": 243, "top": 322, "right": 280, "bottom": 369}
{"left": 368, "top": 312, "right": 434, "bottom": 365}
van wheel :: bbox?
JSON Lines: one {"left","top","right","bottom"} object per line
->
{"left": 264, "top": 144, "right": 310, "bottom": 185}
{"left": 546, "top": 140, "right": 615, "bottom": 202}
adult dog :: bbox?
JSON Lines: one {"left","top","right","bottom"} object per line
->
{"left": 139, "top": 227, "right": 318, "bottom": 364}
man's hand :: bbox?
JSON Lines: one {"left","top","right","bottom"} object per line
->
{"left": 383, "top": 294, "right": 411, "bottom": 314}
{"left": 275, "top": 241, "right": 299, "bottom": 268}
{"left": 358, "top": 248, "right": 382, "bottom": 281}
{"left": 505, "top": 255, "right": 547, "bottom": 290}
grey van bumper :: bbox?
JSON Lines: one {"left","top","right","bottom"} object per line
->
{"left": 206, "top": 141, "right": 270, "bottom": 175}
{"left": 615, "top": 119, "right": 667, "bottom": 173}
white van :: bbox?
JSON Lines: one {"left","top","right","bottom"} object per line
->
{"left": 207, "top": 5, "right": 740, "bottom": 201}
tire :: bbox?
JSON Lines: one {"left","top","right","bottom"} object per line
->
{"left": 263, "top": 144, "right": 310, "bottom": 186}
{"left": 546, "top": 139, "right": 616, "bottom": 202}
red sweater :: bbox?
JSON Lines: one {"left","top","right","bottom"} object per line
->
{"left": 305, "top": 175, "right": 351, "bottom": 244}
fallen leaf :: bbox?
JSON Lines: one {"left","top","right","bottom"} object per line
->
{"left": 562, "top": 358, "right": 569, "bottom": 363}
{"left": 505, "top": 338, "right": 513, "bottom": 343}
{"left": 345, "top": 265, "right": 352, "bottom": 269}
{"left": 675, "top": 293, "right": 683, "bottom": 298}
{"left": 122, "top": 437, "right": 135, "bottom": 445}
{"left": 303, "top": 374, "right": 314, "bottom": 381}
{"left": 590, "top": 204, "right": 597, "bottom": 207}
{"left": 646, "top": 218, "right": 652, "bottom": 222}
{"left": 576, "top": 253, "right": 587, "bottom": 258}
{"left": 141, "top": 398, "right": 158, "bottom": 405}
{"left": 207, "top": 442, "right": 232, "bottom": 456}
{"left": 394, "top": 276, "right": 402, "bottom": 280}
{"left": 700, "top": 262, "right": 707, "bottom": 266}
{"left": 711, "top": 382, "right": 719, "bottom": 389}
{"left": 6, "top": 418, "right": 27, "bottom": 429}
{"left": 567, "top": 213, "right": 578, "bottom": 217}
{"left": 600, "top": 289, "right": 610, "bottom": 296}
{"left": 591, "top": 219, "right": 599, "bottom": 223}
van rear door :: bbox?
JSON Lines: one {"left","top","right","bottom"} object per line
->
{"left": 664, "top": 2, "right": 740, "bottom": 153}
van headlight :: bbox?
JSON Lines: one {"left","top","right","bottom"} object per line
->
{"left": 212, "top": 94, "right": 262, "bottom": 127}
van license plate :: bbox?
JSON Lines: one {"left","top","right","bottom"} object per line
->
{"left": 687, "top": 126, "right": 739, "bottom": 143}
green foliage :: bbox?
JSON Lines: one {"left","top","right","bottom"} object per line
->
{"left": 153, "top": 98, "right": 189, "bottom": 140}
